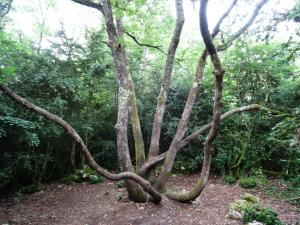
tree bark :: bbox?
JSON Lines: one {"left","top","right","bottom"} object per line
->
{"left": 128, "top": 74, "right": 146, "bottom": 172}
{"left": 139, "top": 104, "right": 268, "bottom": 177}
{"left": 102, "top": 0, "right": 148, "bottom": 202}
{"left": 153, "top": 0, "right": 238, "bottom": 191}
{"left": 148, "top": 0, "right": 184, "bottom": 160}
{"left": 165, "top": 0, "right": 225, "bottom": 202}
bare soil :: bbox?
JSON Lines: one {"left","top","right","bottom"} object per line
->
{"left": 0, "top": 175, "right": 299, "bottom": 225}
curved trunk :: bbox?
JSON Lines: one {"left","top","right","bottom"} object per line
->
{"left": 0, "top": 83, "right": 162, "bottom": 203}
{"left": 165, "top": 0, "right": 225, "bottom": 202}
{"left": 166, "top": 148, "right": 212, "bottom": 202}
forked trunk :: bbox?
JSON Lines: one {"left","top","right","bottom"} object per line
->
{"left": 102, "top": 0, "right": 148, "bottom": 202}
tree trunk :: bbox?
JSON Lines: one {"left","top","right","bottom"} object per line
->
{"left": 165, "top": 0, "right": 225, "bottom": 201}
{"left": 102, "top": 0, "right": 149, "bottom": 202}
{"left": 128, "top": 74, "right": 146, "bottom": 172}
{"left": 148, "top": 0, "right": 184, "bottom": 160}
{"left": 154, "top": 51, "right": 207, "bottom": 191}
{"left": 139, "top": 104, "right": 267, "bottom": 177}
{"left": 153, "top": 0, "right": 267, "bottom": 192}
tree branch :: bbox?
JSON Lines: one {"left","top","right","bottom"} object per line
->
{"left": 125, "top": 31, "right": 185, "bottom": 69}
{"left": 139, "top": 104, "right": 267, "bottom": 177}
{"left": 217, "top": 0, "right": 268, "bottom": 52}
{"left": 70, "top": 0, "right": 104, "bottom": 14}
{"left": 125, "top": 31, "right": 163, "bottom": 51}
{"left": 211, "top": 0, "right": 238, "bottom": 39}
{"left": 0, "top": 83, "right": 162, "bottom": 203}
{"left": 0, "top": 0, "right": 13, "bottom": 20}
{"left": 148, "top": 0, "right": 185, "bottom": 163}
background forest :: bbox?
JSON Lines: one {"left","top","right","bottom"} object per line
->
{"left": 0, "top": 0, "right": 299, "bottom": 199}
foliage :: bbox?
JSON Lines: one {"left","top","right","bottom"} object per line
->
{"left": 243, "top": 204, "right": 284, "bottom": 225}
{"left": 229, "top": 194, "right": 284, "bottom": 225}
{"left": 117, "top": 180, "right": 125, "bottom": 189}
{"left": 62, "top": 165, "right": 105, "bottom": 184}
{"left": 242, "top": 193, "right": 259, "bottom": 204}
{"left": 224, "top": 175, "right": 237, "bottom": 185}
{"left": 260, "top": 177, "right": 300, "bottom": 206}
{"left": 230, "top": 199, "right": 251, "bottom": 213}
{"left": 240, "top": 177, "right": 257, "bottom": 189}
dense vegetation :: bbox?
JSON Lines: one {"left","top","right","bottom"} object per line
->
{"left": 0, "top": 0, "right": 299, "bottom": 202}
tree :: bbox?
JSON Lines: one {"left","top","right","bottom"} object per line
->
{"left": 1, "top": 0, "right": 281, "bottom": 203}
{"left": 0, "top": 0, "right": 12, "bottom": 21}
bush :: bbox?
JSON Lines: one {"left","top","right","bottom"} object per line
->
{"left": 243, "top": 204, "right": 284, "bottom": 225}
{"left": 117, "top": 180, "right": 125, "bottom": 188}
{"left": 242, "top": 193, "right": 259, "bottom": 204}
{"left": 61, "top": 165, "right": 105, "bottom": 184}
{"left": 240, "top": 177, "right": 257, "bottom": 189}
{"left": 224, "top": 175, "right": 237, "bottom": 184}
{"left": 230, "top": 199, "right": 250, "bottom": 212}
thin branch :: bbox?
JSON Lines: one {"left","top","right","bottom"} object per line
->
{"left": 217, "top": 0, "right": 268, "bottom": 52}
{"left": 211, "top": 0, "right": 238, "bottom": 39}
{"left": 70, "top": 0, "right": 104, "bottom": 14}
{"left": 125, "top": 31, "right": 163, "bottom": 50}
{"left": 125, "top": 31, "right": 186, "bottom": 69}
{"left": 139, "top": 104, "right": 268, "bottom": 176}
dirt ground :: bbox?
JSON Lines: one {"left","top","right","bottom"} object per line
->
{"left": 0, "top": 175, "right": 299, "bottom": 225}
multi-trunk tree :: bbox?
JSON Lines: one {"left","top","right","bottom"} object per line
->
{"left": 0, "top": 0, "right": 271, "bottom": 203}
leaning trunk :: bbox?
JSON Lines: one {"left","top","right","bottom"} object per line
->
{"left": 128, "top": 74, "right": 146, "bottom": 172}
{"left": 166, "top": 0, "right": 225, "bottom": 202}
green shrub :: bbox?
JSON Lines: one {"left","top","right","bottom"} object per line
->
{"left": 224, "top": 175, "right": 237, "bottom": 184}
{"left": 242, "top": 193, "right": 259, "bottom": 204}
{"left": 61, "top": 165, "right": 105, "bottom": 184}
{"left": 230, "top": 199, "right": 251, "bottom": 212}
{"left": 117, "top": 180, "right": 125, "bottom": 188}
{"left": 240, "top": 177, "right": 257, "bottom": 189}
{"left": 88, "top": 174, "right": 105, "bottom": 184}
{"left": 243, "top": 204, "right": 284, "bottom": 225}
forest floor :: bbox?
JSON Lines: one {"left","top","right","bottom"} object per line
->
{"left": 0, "top": 175, "right": 299, "bottom": 225}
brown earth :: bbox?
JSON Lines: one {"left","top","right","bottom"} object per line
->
{"left": 0, "top": 175, "right": 299, "bottom": 225}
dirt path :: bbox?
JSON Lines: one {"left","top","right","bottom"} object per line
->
{"left": 0, "top": 176, "right": 299, "bottom": 225}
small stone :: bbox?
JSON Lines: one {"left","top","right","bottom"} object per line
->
{"left": 226, "top": 210, "right": 244, "bottom": 220}
{"left": 247, "top": 220, "right": 264, "bottom": 225}
{"left": 116, "top": 192, "right": 123, "bottom": 201}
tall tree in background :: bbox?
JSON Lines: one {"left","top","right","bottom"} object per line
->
{"left": 0, "top": 0, "right": 12, "bottom": 21}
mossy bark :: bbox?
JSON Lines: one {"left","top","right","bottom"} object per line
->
{"left": 166, "top": 147, "right": 212, "bottom": 202}
{"left": 102, "top": 0, "right": 148, "bottom": 202}
{"left": 163, "top": 0, "right": 226, "bottom": 202}
{"left": 128, "top": 75, "right": 146, "bottom": 172}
